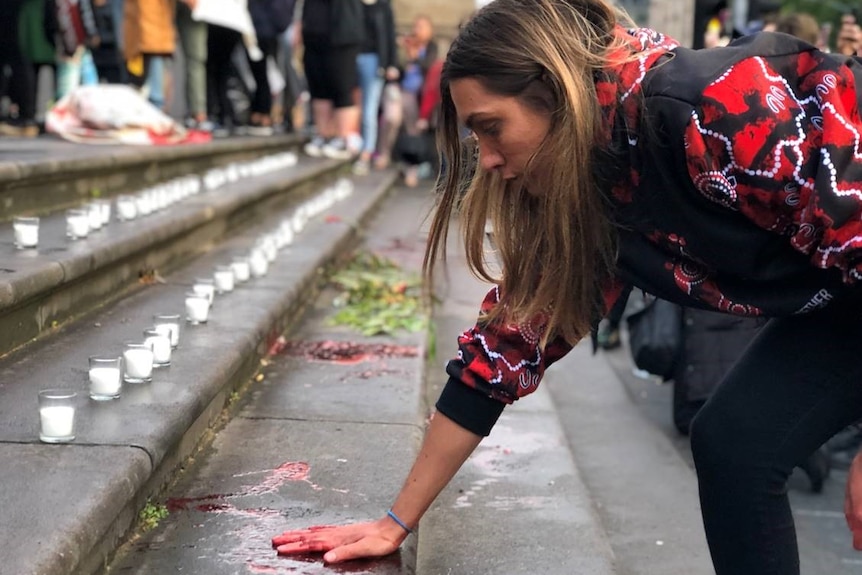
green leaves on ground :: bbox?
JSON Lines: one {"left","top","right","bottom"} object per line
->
{"left": 139, "top": 500, "right": 168, "bottom": 532}
{"left": 329, "top": 252, "right": 426, "bottom": 336}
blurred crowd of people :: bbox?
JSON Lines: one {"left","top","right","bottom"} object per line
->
{"left": 0, "top": 0, "right": 445, "bottom": 187}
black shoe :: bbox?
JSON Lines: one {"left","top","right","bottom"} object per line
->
{"left": 597, "top": 325, "right": 621, "bottom": 350}
{"left": 797, "top": 446, "right": 831, "bottom": 494}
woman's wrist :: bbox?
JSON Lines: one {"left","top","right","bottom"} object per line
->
{"left": 378, "top": 512, "right": 413, "bottom": 542}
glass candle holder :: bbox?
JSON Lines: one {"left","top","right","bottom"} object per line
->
{"left": 66, "top": 209, "right": 90, "bottom": 240}
{"left": 231, "top": 257, "right": 251, "bottom": 283}
{"left": 87, "top": 202, "right": 103, "bottom": 231}
{"left": 249, "top": 249, "right": 269, "bottom": 278}
{"left": 144, "top": 328, "right": 172, "bottom": 367}
{"left": 135, "top": 193, "right": 152, "bottom": 217}
{"left": 38, "top": 389, "right": 77, "bottom": 443}
{"left": 185, "top": 292, "right": 210, "bottom": 325}
{"left": 213, "top": 265, "right": 235, "bottom": 294}
{"left": 13, "top": 216, "right": 39, "bottom": 249}
{"left": 193, "top": 278, "right": 215, "bottom": 305}
{"left": 88, "top": 356, "right": 122, "bottom": 400}
{"left": 123, "top": 342, "right": 154, "bottom": 383}
{"left": 99, "top": 199, "right": 112, "bottom": 225}
{"left": 153, "top": 314, "right": 181, "bottom": 349}
{"left": 261, "top": 236, "right": 278, "bottom": 262}
{"left": 116, "top": 195, "right": 137, "bottom": 221}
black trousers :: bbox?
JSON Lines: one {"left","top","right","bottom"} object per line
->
{"left": 206, "top": 24, "right": 242, "bottom": 125}
{"left": 690, "top": 298, "right": 862, "bottom": 574}
{"left": 0, "top": 0, "right": 36, "bottom": 122}
{"left": 247, "top": 36, "right": 279, "bottom": 116}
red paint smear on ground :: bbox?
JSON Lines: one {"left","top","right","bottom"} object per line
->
{"left": 246, "top": 462, "right": 311, "bottom": 496}
{"left": 168, "top": 463, "right": 310, "bottom": 514}
{"left": 278, "top": 340, "right": 419, "bottom": 364}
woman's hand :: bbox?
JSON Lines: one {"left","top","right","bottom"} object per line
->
{"left": 272, "top": 516, "right": 408, "bottom": 564}
{"left": 845, "top": 450, "right": 862, "bottom": 549}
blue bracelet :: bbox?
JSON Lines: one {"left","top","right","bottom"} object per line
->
{"left": 387, "top": 509, "right": 413, "bottom": 534}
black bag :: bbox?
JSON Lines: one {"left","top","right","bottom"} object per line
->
{"left": 626, "top": 297, "right": 682, "bottom": 380}
{"left": 395, "top": 130, "right": 436, "bottom": 165}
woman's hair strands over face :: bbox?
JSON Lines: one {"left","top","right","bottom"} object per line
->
{"left": 424, "top": 0, "right": 633, "bottom": 346}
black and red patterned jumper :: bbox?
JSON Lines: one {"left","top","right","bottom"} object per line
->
{"left": 437, "top": 27, "right": 862, "bottom": 436}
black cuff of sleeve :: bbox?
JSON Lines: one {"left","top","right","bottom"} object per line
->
{"left": 435, "top": 377, "right": 506, "bottom": 437}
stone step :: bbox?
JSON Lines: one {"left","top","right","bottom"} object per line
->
{"left": 417, "top": 228, "right": 619, "bottom": 574}
{"left": 0, "top": 152, "right": 343, "bottom": 359}
{"left": 0, "top": 168, "right": 397, "bottom": 575}
{"left": 103, "top": 184, "right": 434, "bottom": 575}
{"left": 0, "top": 135, "right": 302, "bottom": 221}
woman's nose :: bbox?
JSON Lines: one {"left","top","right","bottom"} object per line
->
{"left": 478, "top": 147, "right": 504, "bottom": 173}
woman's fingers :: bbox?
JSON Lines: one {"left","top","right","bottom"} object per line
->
{"left": 272, "top": 525, "right": 341, "bottom": 547}
{"left": 276, "top": 539, "right": 331, "bottom": 555}
{"left": 323, "top": 539, "right": 398, "bottom": 564}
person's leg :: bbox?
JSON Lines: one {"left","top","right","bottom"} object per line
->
{"left": 302, "top": 42, "right": 335, "bottom": 156}
{"left": 375, "top": 82, "right": 403, "bottom": 169}
{"left": 177, "top": 2, "right": 208, "bottom": 123}
{"left": 355, "top": 52, "right": 383, "bottom": 171}
{"left": 206, "top": 25, "right": 240, "bottom": 128}
{"left": 279, "top": 28, "right": 303, "bottom": 132}
{"left": 0, "top": 0, "right": 37, "bottom": 135}
{"left": 690, "top": 302, "right": 862, "bottom": 575}
{"left": 145, "top": 55, "right": 165, "bottom": 109}
{"left": 246, "top": 36, "right": 277, "bottom": 133}
{"left": 322, "top": 45, "right": 361, "bottom": 159}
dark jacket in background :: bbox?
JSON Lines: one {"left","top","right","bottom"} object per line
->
{"left": 249, "top": 0, "right": 297, "bottom": 40}
{"left": 302, "top": 0, "right": 364, "bottom": 47}
{"left": 671, "top": 308, "right": 765, "bottom": 434}
{"left": 359, "top": 0, "right": 397, "bottom": 70}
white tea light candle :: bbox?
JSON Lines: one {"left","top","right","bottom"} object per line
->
{"left": 38, "top": 389, "right": 77, "bottom": 443}
{"left": 88, "top": 356, "right": 122, "bottom": 400}
{"left": 123, "top": 343, "right": 154, "bottom": 383}
{"left": 88, "top": 202, "right": 103, "bottom": 230}
{"left": 231, "top": 258, "right": 251, "bottom": 282}
{"left": 117, "top": 195, "right": 137, "bottom": 221}
{"left": 153, "top": 314, "right": 181, "bottom": 348}
{"left": 249, "top": 249, "right": 269, "bottom": 278}
{"left": 185, "top": 292, "right": 210, "bottom": 324}
{"left": 13, "top": 216, "right": 39, "bottom": 249}
{"left": 66, "top": 209, "right": 90, "bottom": 239}
{"left": 214, "top": 265, "right": 235, "bottom": 293}
{"left": 193, "top": 279, "right": 215, "bottom": 305}
{"left": 144, "top": 328, "right": 172, "bottom": 367}
{"left": 99, "top": 200, "right": 111, "bottom": 225}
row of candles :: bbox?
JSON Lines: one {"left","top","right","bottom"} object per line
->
{"left": 37, "top": 175, "right": 355, "bottom": 443}
{"left": 11, "top": 152, "right": 300, "bottom": 249}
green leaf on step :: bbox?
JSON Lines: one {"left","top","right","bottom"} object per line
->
{"left": 327, "top": 251, "right": 427, "bottom": 336}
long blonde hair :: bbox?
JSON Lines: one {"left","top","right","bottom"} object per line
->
{"left": 424, "top": 0, "right": 633, "bottom": 346}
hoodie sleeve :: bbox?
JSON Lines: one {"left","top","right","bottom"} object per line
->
{"left": 435, "top": 286, "right": 574, "bottom": 435}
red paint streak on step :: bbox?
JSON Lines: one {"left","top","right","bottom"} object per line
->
{"left": 278, "top": 340, "right": 419, "bottom": 364}
{"left": 166, "top": 494, "right": 233, "bottom": 512}
{"left": 247, "top": 462, "right": 311, "bottom": 496}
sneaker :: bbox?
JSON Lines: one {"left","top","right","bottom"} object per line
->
{"left": 352, "top": 158, "right": 370, "bottom": 176}
{"left": 322, "top": 137, "right": 356, "bottom": 160}
{"left": 246, "top": 123, "right": 274, "bottom": 137}
{"left": 0, "top": 121, "right": 38, "bottom": 138}
{"left": 209, "top": 123, "right": 232, "bottom": 138}
{"left": 304, "top": 135, "right": 327, "bottom": 157}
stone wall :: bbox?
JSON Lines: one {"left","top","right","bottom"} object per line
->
{"left": 391, "top": 0, "right": 474, "bottom": 39}
{"left": 392, "top": 0, "right": 696, "bottom": 47}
